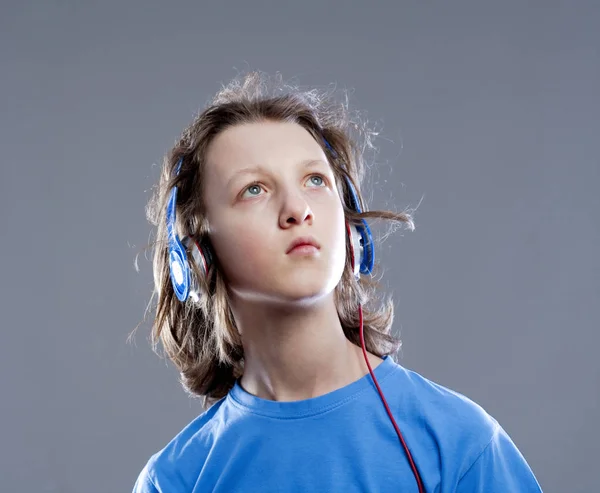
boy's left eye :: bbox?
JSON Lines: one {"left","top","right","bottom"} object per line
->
{"left": 306, "top": 175, "right": 325, "bottom": 187}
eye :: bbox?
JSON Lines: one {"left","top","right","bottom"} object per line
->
{"left": 306, "top": 174, "right": 326, "bottom": 187}
{"left": 241, "top": 182, "right": 264, "bottom": 198}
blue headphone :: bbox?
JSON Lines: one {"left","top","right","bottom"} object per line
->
{"left": 322, "top": 137, "right": 375, "bottom": 277}
{"left": 167, "top": 140, "right": 375, "bottom": 302}
{"left": 166, "top": 157, "right": 213, "bottom": 302}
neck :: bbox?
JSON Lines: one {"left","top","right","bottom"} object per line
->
{"left": 230, "top": 293, "right": 383, "bottom": 401}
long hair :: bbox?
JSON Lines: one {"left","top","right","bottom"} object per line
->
{"left": 140, "top": 71, "right": 415, "bottom": 409}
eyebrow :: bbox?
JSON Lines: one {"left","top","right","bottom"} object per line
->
{"left": 226, "top": 159, "right": 328, "bottom": 187}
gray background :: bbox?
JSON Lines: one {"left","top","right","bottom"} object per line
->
{"left": 1, "top": 1, "right": 598, "bottom": 492}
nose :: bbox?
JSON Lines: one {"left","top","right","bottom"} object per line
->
{"left": 278, "top": 190, "right": 314, "bottom": 229}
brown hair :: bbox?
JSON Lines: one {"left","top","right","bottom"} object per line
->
{"left": 140, "top": 71, "right": 415, "bottom": 409}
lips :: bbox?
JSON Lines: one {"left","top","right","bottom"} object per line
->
{"left": 286, "top": 236, "right": 321, "bottom": 254}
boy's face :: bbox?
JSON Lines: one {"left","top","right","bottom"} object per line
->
{"left": 202, "top": 121, "right": 347, "bottom": 305}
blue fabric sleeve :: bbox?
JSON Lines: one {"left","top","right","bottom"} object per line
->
{"left": 132, "top": 466, "right": 159, "bottom": 493}
{"left": 457, "top": 423, "right": 543, "bottom": 492}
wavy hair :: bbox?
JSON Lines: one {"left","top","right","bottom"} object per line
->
{"left": 139, "top": 71, "right": 415, "bottom": 409}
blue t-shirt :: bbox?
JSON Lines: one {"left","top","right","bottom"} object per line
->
{"left": 133, "top": 356, "right": 543, "bottom": 492}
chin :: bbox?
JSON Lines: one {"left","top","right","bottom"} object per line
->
{"left": 273, "top": 270, "right": 341, "bottom": 304}
{"left": 231, "top": 275, "right": 331, "bottom": 305}
{"left": 231, "top": 258, "right": 344, "bottom": 305}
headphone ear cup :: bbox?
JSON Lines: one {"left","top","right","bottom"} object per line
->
{"left": 355, "top": 219, "right": 375, "bottom": 275}
{"left": 343, "top": 176, "right": 375, "bottom": 276}
{"left": 346, "top": 219, "right": 375, "bottom": 278}
{"left": 346, "top": 221, "right": 362, "bottom": 278}
{"left": 183, "top": 236, "right": 213, "bottom": 302}
{"left": 168, "top": 237, "right": 192, "bottom": 302}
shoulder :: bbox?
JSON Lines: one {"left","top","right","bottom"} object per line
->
{"left": 386, "top": 361, "right": 542, "bottom": 490}
{"left": 389, "top": 361, "right": 499, "bottom": 442}
{"left": 385, "top": 361, "right": 500, "bottom": 463}
{"left": 132, "top": 398, "right": 227, "bottom": 493}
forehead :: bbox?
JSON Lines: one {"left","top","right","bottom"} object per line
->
{"left": 204, "top": 121, "right": 328, "bottom": 180}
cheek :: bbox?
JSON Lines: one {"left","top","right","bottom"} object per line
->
{"left": 329, "top": 202, "right": 348, "bottom": 250}
{"left": 317, "top": 201, "right": 348, "bottom": 277}
{"left": 210, "top": 217, "right": 273, "bottom": 277}
{"left": 333, "top": 212, "right": 349, "bottom": 270}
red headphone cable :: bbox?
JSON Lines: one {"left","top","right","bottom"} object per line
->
{"left": 358, "top": 303, "right": 425, "bottom": 493}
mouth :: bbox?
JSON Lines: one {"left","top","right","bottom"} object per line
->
{"left": 286, "top": 236, "right": 321, "bottom": 254}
